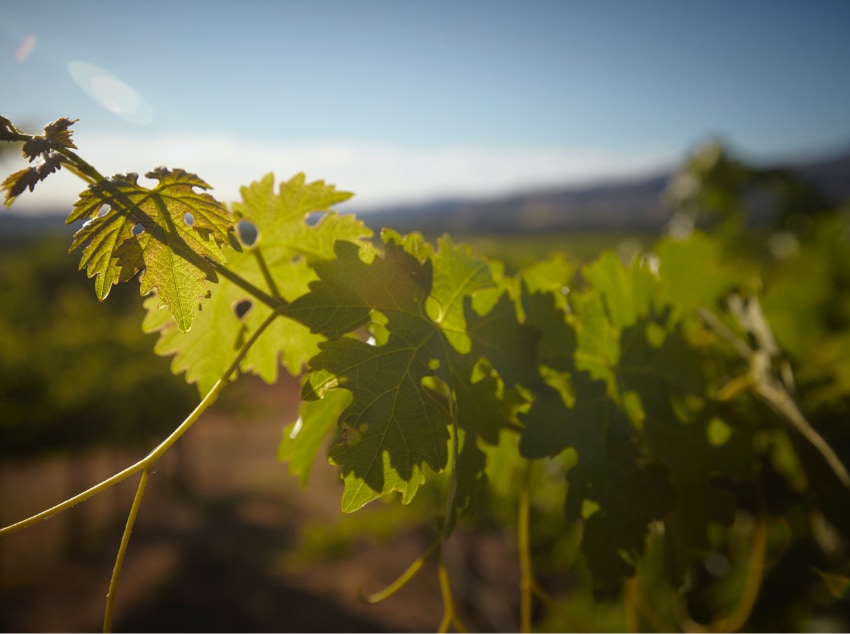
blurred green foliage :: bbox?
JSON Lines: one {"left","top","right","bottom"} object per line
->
{"left": 0, "top": 234, "right": 196, "bottom": 457}
{"left": 1, "top": 139, "right": 848, "bottom": 632}
{"left": 281, "top": 144, "right": 850, "bottom": 631}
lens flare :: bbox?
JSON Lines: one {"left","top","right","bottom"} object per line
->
{"left": 68, "top": 61, "right": 153, "bottom": 125}
{"left": 14, "top": 34, "right": 36, "bottom": 62}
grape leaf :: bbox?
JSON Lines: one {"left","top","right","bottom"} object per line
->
{"left": 0, "top": 115, "right": 17, "bottom": 141}
{"left": 279, "top": 387, "right": 352, "bottom": 487}
{"left": 520, "top": 253, "right": 576, "bottom": 296}
{"left": 142, "top": 255, "right": 324, "bottom": 395}
{"left": 143, "top": 173, "right": 370, "bottom": 395}
{"left": 442, "top": 292, "right": 537, "bottom": 529}
{"left": 2, "top": 153, "right": 66, "bottom": 207}
{"left": 69, "top": 168, "right": 234, "bottom": 331}
{"left": 520, "top": 364, "right": 673, "bottom": 593}
{"left": 2, "top": 118, "right": 78, "bottom": 206}
{"left": 425, "top": 234, "right": 495, "bottom": 352}
{"left": 550, "top": 249, "right": 756, "bottom": 589}
{"left": 289, "top": 236, "right": 429, "bottom": 342}
{"left": 571, "top": 289, "right": 620, "bottom": 384}
{"left": 655, "top": 232, "right": 754, "bottom": 320}
{"left": 294, "top": 238, "right": 449, "bottom": 509}
{"left": 582, "top": 250, "right": 655, "bottom": 330}
{"left": 618, "top": 319, "right": 755, "bottom": 558}
{"left": 449, "top": 429, "right": 489, "bottom": 530}
{"left": 518, "top": 251, "right": 722, "bottom": 592}
{"left": 231, "top": 172, "right": 361, "bottom": 264}
{"left": 294, "top": 232, "right": 537, "bottom": 512}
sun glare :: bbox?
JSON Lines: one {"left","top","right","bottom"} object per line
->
{"left": 68, "top": 61, "right": 154, "bottom": 125}
{"left": 14, "top": 34, "right": 36, "bottom": 62}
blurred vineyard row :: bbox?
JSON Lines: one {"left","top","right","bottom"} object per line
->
{"left": 0, "top": 143, "right": 849, "bottom": 631}
{"left": 0, "top": 235, "right": 198, "bottom": 457}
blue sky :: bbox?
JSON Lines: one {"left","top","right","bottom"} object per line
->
{"left": 3, "top": 0, "right": 850, "bottom": 213}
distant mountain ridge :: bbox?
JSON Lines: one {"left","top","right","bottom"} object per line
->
{"left": 2, "top": 145, "right": 849, "bottom": 239}
{"left": 357, "top": 145, "right": 850, "bottom": 235}
{"left": 0, "top": 212, "right": 72, "bottom": 239}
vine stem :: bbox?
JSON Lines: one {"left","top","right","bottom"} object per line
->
{"left": 55, "top": 145, "right": 107, "bottom": 184}
{"left": 356, "top": 537, "right": 440, "bottom": 604}
{"left": 677, "top": 505, "right": 768, "bottom": 633}
{"left": 2, "top": 306, "right": 280, "bottom": 633}
{"left": 755, "top": 375, "right": 850, "bottom": 488}
{"left": 215, "top": 261, "right": 286, "bottom": 312}
{"left": 0, "top": 306, "right": 281, "bottom": 539}
{"left": 252, "top": 248, "right": 283, "bottom": 299}
{"left": 442, "top": 387, "right": 460, "bottom": 536}
{"left": 103, "top": 465, "right": 150, "bottom": 633}
{"left": 437, "top": 551, "right": 468, "bottom": 634}
{"left": 2, "top": 127, "right": 106, "bottom": 185}
{"left": 717, "top": 507, "right": 768, "bottom": 632}
{"left": 623, "top": 577, "right": 640, "bottom": 632}
{"left": 13, "top": 121, "right": 287, "bottom": 319}
{"left": 698, "top": 305, "right": 850, "bottom": 489}
{"left": 518, "top": 460, "right": 533, "bottom": 633}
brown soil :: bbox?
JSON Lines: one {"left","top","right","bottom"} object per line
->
{"left": 0, "top": 375, "right": 521, "bottom": 632}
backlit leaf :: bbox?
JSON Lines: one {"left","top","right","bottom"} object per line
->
{"left": 69, "top": 169, "right": 234, "bottom": 331}
{"left": 144, "top": 173, "right": 369, "bottom": 395}
{"left": 294, "top": 233, "right": 536, "bottom": 513}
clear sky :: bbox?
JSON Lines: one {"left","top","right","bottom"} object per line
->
{"left": 3, "top": 0, "right": 850, "bottom": 213}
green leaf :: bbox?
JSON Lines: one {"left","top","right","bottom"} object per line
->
{"left": 519, "top": 249, "right": 755, "bottom": 591}
{"left": 522, "top": 285, "right": 576, "bottom": 381}
{"left": 143, "top": 173, "right": 370, "bottom": 395}
{"left": 618, "top": 319, "right": 755, "bottom": 552}
{"left": 278, "top": 387, "right": 351, "bottom": 487}
{"left": 143, "top": 255, "right": 323, "bottom": 395}
{"left": 69, "top": 169, "right": 234, "bottom": 331}
{"left": 289, "top": 237, "right": 429, "bottom": 341}
{"left": 571, "top": 289, "right": 620, "bottom": 384}
{"left": 462, "top": 291, "right": 540, "bottom": 389}
{"left": 582, "top": 250, "right": 656, "bottom": 330}
{"left": 296, "top": 240, "right": 450, "bottom": 510}
{"left": 295, "top": 233, "right": 536, "bottom": 512}
{"left": 520, "top": 252, "right": 576, "bottom": 295}
{"left": 42, "top": 117, "right": 78, "bottom": 150}
{"left": 520, "top": 368, "right": 673, "bottom": 593}
{"left": 313, "top": 327, "right": 451, "bottom": 511}
{"left": 2, "top": 151, "right": 66, "bottom": 207}
{"left": 426, "top": 234, "right": 496, "bottom": 353}
{"left": 231, "top": 172, "right": 359, "bottom": 262}
{"left": 0, "top": 115, "right": 17, "bottom": 141}
{"left": 655, "top": 232, "right": 753, "bottom": 320}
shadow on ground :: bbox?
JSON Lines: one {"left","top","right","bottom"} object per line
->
{"left": 116, "top": 496, "right": 389, "bottom": 633}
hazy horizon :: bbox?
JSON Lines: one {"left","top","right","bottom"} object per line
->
{"left": 3, "top": 1, "right": 850, "bottom": 214}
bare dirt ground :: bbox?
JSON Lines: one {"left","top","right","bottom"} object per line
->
{"left": 0, "top": 375, "right": 521, "bottom": 632}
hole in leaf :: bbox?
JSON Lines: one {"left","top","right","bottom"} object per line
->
{"left": 96, "top": 204, "right": 110, "bottom": 218}
{"left": 289, "top": 417, "right": 304, "bottom": 440}
{"left": 184, "top": 211, "right": 195, "bottom": 226}
{"left": 233, "top": 299, "right": 253, "bottom": 320}
{"left": 132, "top": 222, "right": 144, "bottom": 236}
{"left": 237, "top": 220, "right": 258, "bottom": 247}
{"left": 367, "top": 309, "right": 389, "bottom": 345}
{"left": 305, "top": 212, "right": 324, "bottom": 226}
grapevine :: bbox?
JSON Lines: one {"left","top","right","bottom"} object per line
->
{"left": 2, "top": 115, "right": 850, "bottom": 632}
